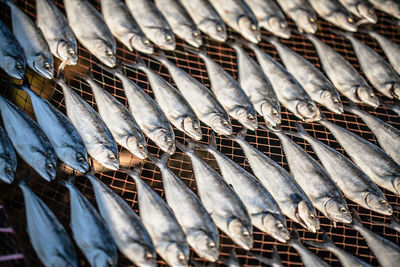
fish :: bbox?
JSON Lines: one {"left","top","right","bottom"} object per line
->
{"left": 229, "top": 39, "right": 281, "bottom": 127}
{"left": 125, "top": 57, "right": 202, "bottom": 140}
{"left": 229, "top": 129, "right": 320, "bottom": 232}
{"left": 338, "top": 0, "right": 377, "bottom": 23}
{"left": 3, "top": 0, "right": 53, "bottom": 79}
{"left": 82, "top": 70, "right": 148, "bottom": 160}
{"left": 176, "top": 141, "right": 253, "bottom": 250}
{"left": 275, "top": 0, "right": 317, "bottom": 34}
{"left": 245, "top": 42, "right": 321, "bottom": 122}
{"left": 266, "top": 36, "right": 343, "bottom": 115}
{"left": 385, "top": 101, "right": 400, "bottom": 116}
{"left": 250, "top": 245, "right": 284, "bottom": 267}
{"left": 155, "top": 0, "right": 202, "bottom": 48}
{"left": 209, "top": 0, "right": 260, "bottom": 43}
{"left": 0, "top": 125, "right": 17, "bottom": 184}
{"left": 351, "top": 210, "right": 400, "bottom": 267}
{"left": 243, "top": 0, "right": 290, "bottom": 39}
{"left": 319, "top": 118, "right": 400, "bottom": 196}
{"left": 148, "top": 153, "right": 219, "bottom": 262}
{"left": 86, "top": 173, "right": 156, "bottom": 267}
{"left": 55, "top": 77, "right": 119, "bottom": 170}
{"left": 308, "top": 0, "right": 357, "bottom": 32}
{"left": 220, "top": 249, "right": 241, "bottom": 267}
{"left": 126, "top": 0, "right": 175, "bottom": 50}
{"left": 345, "top": 103, "right": 400, "bottom": 165}
{"left": 0, "top": 20, "right": 26, "bottom": 79}
{"left": 370, "top": 216, "right": 400, "bottom": 233}
{"left": 369, "top": 0, "right": 400, "bottom": 19}
{"left": 122, "top": 168, "right": 190, "bottom": 267}
{"left": 305, "top": 34, "right": 380, "bottom": 108}
{"left": 19, "top": 180, "right": 78, "bottom": 267}
{"left": 336, "top": 31, "right": 400, "bottom": 100}
{"left": 179, "top": 0, "right": 227, "bottom": 42}
{"left": 150, "top": 52, "right": 232, "bottom": 135}
{"left": 100, "top": 0, "right": 153, "bottom": 54}
{"left": 195, "top": 133, "right": 290, "bottom": 243}
{"left": 63, "top": 0, "right": 116, "bottom": 67}
{"left": 188, "top": 48, "right": 258, "bottom": 131}
{"left": 21, "top": 84, "right": 89, "bottom": 173}
{"left": 36, "top": 0, "right": 78, "bottom": 66}
{"left": 0, "top": 96, "right": 56, "bottom": 181}
{"left": 101, "top": 65, "right": 175, "bottom": 154}
{"left": 287, "top": 123, "right": 392, "bottom": 216}
{"left": 61, "top": 177, "right": 118, "bottom": 266}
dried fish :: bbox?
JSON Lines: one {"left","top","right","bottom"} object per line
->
{"left": 250, "top": 245, "right": 284, "bottom": 267}
{"left": 0, "top": 125, "right": 16, "bottom": 184}
{"left": 369, "top": 0, "right": 400, "bottom": 19}
{"left": 276, "top": 0, "right": 317, "bottom": 34}
{"left": 338, "top": 0, "right": 377, "bottom": 23}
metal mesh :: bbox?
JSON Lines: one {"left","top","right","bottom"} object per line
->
{"left": 0, "top": 0, "right": 399, "bottom": 266}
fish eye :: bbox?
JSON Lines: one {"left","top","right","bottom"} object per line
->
{"left": 280, "top": 23, "right": 286, "bottom": 29}
{"left": 106, "top": 51, "right": 114, "bottom": 57}
{"left": 369, "top": 93, "right": 375, "bottom": 97}
{"left": 145, "top": 252, "right": 153, "bottom": 260}
{"left": 333, "top": 98, "right": 339, "bottom": 103}
{"left": 68, "top": 49, "right": 75, "bottom": 56}
{"left": 193, "top": 125, "right": 200, "bottom": 130}
{"left": 78, "top": 156, "right": 85, "bottom": 162}
{"left": 216, "top": 25, "right": 223, "bottom": 32}
{"left": 222, "top": 121, "right": 230, "bottom": 126}
{"left": 272, "top": 110, "right": 279, "bottom": 115}
{"left": 309, "top": 17, "right": 315, "bottom": 23}
{"left": 138, "top": 144, "right": 145, "bottom": 150}
{"left": 166, "top": 35, "right": 173, "bottom": 42}
{"left": 243, "top": 229, "right": 250, "bottom": 236}
{"left": 208, "top": 241, "right": 216, "bottom": 248}
{"left": 339, "top": 207, "right": 348, "bottom": 213}
{"left": 6, "top": 167, "right": 13, "bottom": 175}
{"left": 251, "top": 24, "right": 257, "bottom": 31}
{"left": 248, "top": 115, "right": 255, "bottom": 122}
{"left": 44, "top": 62, "right": 52, "bottom": 71}
{"left": 193, "top": 31, "right": 200, "bottom": 37}
{"left": 178, "top": 253, "right": 186, "bottom": 261}
{"left": 109, "top": 154, "right": 116, "bottom": 161}
{"left": 347, "top": 17, "right": 353, "bottom": 23}
{"left": 46, "top": 163, "right": 54, "bottom": 170}
{"left": 144, "top": 39, "right": 151, "bottom": 45}
{"left": 380, "top": 200, "right": 388, "bottom": 206}
{"left": 309, "top": 214, "right": 315, "bottom": 219}
{"left": 16, "top": 64, "right": 23, "bottom": 70}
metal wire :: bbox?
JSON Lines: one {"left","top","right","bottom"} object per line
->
{"left": 0, "top": 0, "right": 399, "bottom": 266}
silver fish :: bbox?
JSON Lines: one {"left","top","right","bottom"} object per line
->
{"left": 123, "top": 168, "right": 190, "bottom": 267}
{"left": 0, "top": 125, "right": 16, "bottom": 184}
{"left": 55, "top": 78, "right": 119, "bottom": 170}
{"left": 103, "top": 65, "right": 175, "bottom": 154}
{"left": 63, "top": 0, "right": 116, "bottom": 67}
{"left": 155, "top": 0, "right": 202, "bottom": 48}
{"left": 250, "top": 246, "right": 284, "bottom": 267}
{"left": 305, "top": 34, "right": 380, "bottom": 108}
{"left": 83, "top": 71, "right": 148, "bottom": 160}
{"left": 0, "top": 20, "right": 25, "bottom": 79}
{"left": 351, "top": 210, "right": 400, "bottom": 267}
{"left": 150, "top": 52, "right": 232, "bottom": 136}
{"left": 338, "top": 0, "right": 377, "bottom": 23}
{"left": 179, "top": 0, "right": 227, "bottom": 42}
{"left": 246, "top": 42, "right": 321, "bottom": 122}
{"left": 126, "top": 0, "right": 175, "bottom": 50}
{"left": 267, "top": 36, "right": 343, "bottom": 115}
{"left": 288, "top": 123, "right": 392, "bottom": 216}
{"left": 220, "top": 249, "right": 241, "bottom": 267}
{"left": 148, "top": 153, "right": 219, "bottom": 262}
{"left": 370, "top": 216, "right": 400, "bottom": 233}
{"left": 126, "top": 58, "right": 202, "bottom": 140}
{"left": 369, "top": 0, "right": 400, "bottom": 19}
{"left": 19, "top": 180, "right": 78, "bottom": 267}
{"left": 61, "top": 178, "right": 118, "bottom": 267}
{"left": 189, "top": 48, "right": 258, "bottom": 130}
{"left": 308, "top": 0, "right": 357, "bottom": 31}
{"left": 319, "top": 118, "right": 400, "bottom": 196}
{"left": 4, "top": 0, "right": 53, "bottom": 79}
{"left": 275, "top": 0, "right": 317, "bottom": 34}
{"left": 21, "top": 84, "right": 89, "bottom": 173}
{"left": 196, "top": 133, "right": 290, "bottom": 243}
{"left": 36, "top": 0, "right": 78, "bottom": 65}
{"left": 243, "top": 0, "right": 290, "bottom": 39}
{"left": 306, "top": 231, "right": 372, "bottom": 267}
{"left": 0, "top": 96, "right": 56, "bottom": 181}
{"left": 338, "top": 31, "right": 400, "bottom": 100}
{"left": 385, "top": 100, "right": 400, "bottom": 116}
{"left": 86, "top": 173, "right": 156, "bottom": 267}
{"left": 176, "top": 141, "right": 253, "bottom": 250}
{"left": 209, "top": 0, "right": 261, "bottom": 43}
{"left": 230, "top": 39, "right": 281, "bottom": 127}
{"left": 229, "top": 129, "right": 320, "bottom": 232}
{"left": 100, "top": 0, "right": 153, "bottom": 54}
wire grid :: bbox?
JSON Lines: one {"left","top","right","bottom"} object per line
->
{"left": 0, "top": 0, "right": 399, "bottom": 266}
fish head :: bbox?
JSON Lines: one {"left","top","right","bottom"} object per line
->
{"left": 357, "top": 4, "right": 378, "bottom": 23}
{"left": 261, "top": 102, "right": 281, "bottom": 127}
{"left": 235, "top": 107, "right": 258, "bottom": 131}
{"left": 127, "top": 243, "right": 157, "bottom": 267}
{"left": 37, "top": 158, "right": 56, "bottom": 181}
{"left": 153, "top": 30, "right": 176, "bottom": 51}
{"left": 164, "top": 242, "right": 189, "bottom": 267}
{"left": 324, "top": 198, "right": 352, "bottom": 224}
{"left": 297, "top": 200, "right": 320, "bottom": 232}
{"left": 209, "top": 115, "right": 232, "bottom": 135}
{"left": 180, "top": 26, "right": 203, "bottom": 48}
{"left": 320, "top": 90, "right": 344, "bottom": 114}
{"left": 227, "top": 218, "right": 253, "bottom": 250}
{"left": 335, "top": 13, "right": 357, "bottom": 32}
{"left": 92, "top": 250, "right": 118, "bottom": 267}
{"left": 57, "top": 41, "right": 78, "bottom": 65}
{"left": 296, "top": 101, "right": 321, "bottom": 122}
{"left": 237, "top": 16, "right": 261, "bottom": 43}
{"left": 391, "top": 83, "right": 400, "bottom": 99}
{"left": 203, "top": 20, "right": 227, "bottom": 42}
{"left": 154, "top": 128, "right": 175, "bottom": 154}
{"left": 267, "top": 17, "right": 291, "bottom": 39}
{"left": 356, "top": 85, "right": 380, "bottom": 108}
{"left": 295, "top": 12, "right": 318, "bottom": 34}
{"left": 62, "top": 148, "right": 89, "bottom": 173}
{"left": 0, "top": 160, "right": 16, "bottom": 184}
{"left": 388, "top": 2, "right": 400, "bottom": 18}
{"left": 182, "top": 116, "right": 202, "bottom": 140}
{"left": 393, "top": 176, "right": 400, "bottom": 195}
{"left": 3, "top": 55, "right": 26, "bottom": 79}
{"left": 365, "top": 192, "right": 393, "bottom": 215}
{"left": 126, "top": 136, "right": 148, "bottom": 159}
{"left": 130, "top": 35, "right": 154, "bottom": 54}
{"left": 33, "top": 54, "right": 54, "bottom": 79}
{"left": 186, "top": 230, "right": 219, "bottom": 262}
{"left": 95, "top": 146, "right": 119, "bottom": 170}
{"left": 262, "top": 214, "right": 290, "bottom": 243}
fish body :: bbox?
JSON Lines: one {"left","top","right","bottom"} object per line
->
{"left": 100, "top": 0, "right": 153, "bottom": 54}
{"left": 338, "top": 0, "right": 377, "bottom": 23}
{"left": 56, "top": 79, "right": 119, "bottom": 170}
{"left": 306, "top": 34, "right": 380, "bottom": 108}
{"left": 36, "top": 0, "right": 78, "bottom": 65}
{"left": 19, "top": 181, "right": 78, "bottom": 267}
{"left": 0, "top": 20, "right": 25, "bottom": 79}
{"left": 243, "top": 0, "right": 290, "bottom": 38}
{"left": 275, "top": 0, "right": 317, "bottom": 33}
{"left": 86, "top": 174, "right": 156, "bottom": 267}
{"left": 64, "top": 0, "right": 116, "bottom": 67}
{"left": 0, "top": 96, "right": 56, "bottom": 181}
{"left": 179, "top": 0, "right": 227, "bottom": 42}
{"left": 0, "top": 125, "right": 16, "bottom": 184}
{"left": 369, "top": 0, "right": 400, "bottom": 19}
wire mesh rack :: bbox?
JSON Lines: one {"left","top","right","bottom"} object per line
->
{"left": 0, "top": 0, "right": 399, "bottom": 266}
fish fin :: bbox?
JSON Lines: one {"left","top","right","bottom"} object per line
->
{"left": 83, "top": 68, "right": 95, "bottom": 83}
{"left": 304, "top": 240, "right": 327, "bottom": 249}
{"left": 148, "top": 48, "right": 168, "bottom": 63}
{"left": 261, "top": 35, "right": 279, "bottom": 44}
{"left": 226, "top": 128, "right": 247, "bottom": 142}
{"left": 57, "top": 176, "right": 75, "bottom": 187}
{"left": 287, "top": 226, "right": 303, "bottom": 245}
{"left": 209, "top": 131, "right": 217, "bottom": 150}
{"left": 304, "top": 230, "right": 333, "bottom": 249}
{"left": 175, "top": 140, "right": 195, "bottom": 153}
{"left": 272, "top": 245, "right": 282, "bottom": 262}
{"left": 184, "top": 45, "right": 206, "bottom": 57}
{"left": 160, "top": 153, "right": 170, "bottom": 165}
{"left": 95, "top": 60, "right": 123, "bottom": 76}
{"left": 285, "top": 122, "right": 311, "bottom": 139}
{"left": 249, "top": 252, "right": 275, "bottom": 265}
{"left": 225, "top": 36, "right": 243, "bottom": 49}
{"left": 147, "top": 153, "right": 169, "bottom": 167}
{"left": 194, "top": 132, "right": 217, "bottom": 151}
{"left": 350, "top": 208, "right": 363, "bottom": 227}
{"left": 343, "top": 101, "right": 360, "bottom": 114}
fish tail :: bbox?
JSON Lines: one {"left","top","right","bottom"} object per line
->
{"left": 272, "top": 245, "right": 281, "bottom": 262}
{"left": 305, "top": 230, "right": 334, "bottom": 249}
{"left": 148, "top": 49, "right": 168, "bottom": 64}
{"left": 57, "top": 176, "right": 76, "bottom": 187}
{"left": 249, "top": 252, "right": 275, "bottom": 265}
{"left": 120, "top": 166, "right": 142, "bottom": 184}
{"left": 225, "top": 36, "right": 243, "bottom": 49}
{"left": 84, "top": 68, "right": 95, "bottom": 83}
{"left": 287, "top": 227, "right": 302, "bottom": 245}
{"left": 184, "top": 45, "right": 206, "bottom": 57}
{"left": 329, "top": 28, "right": 352, "bottom": 38}
{"left": 175, "top": 140, "right": 195, "bottom": 153}
{"left": 261, "top": 35, "right": 279, "bottom": 45}
{"left": 350, "top": 208, "right": 363, "bottom": 227}
{"left": 285, "top": 122, "right": 311, "bottom": 139}
{"left": 147, "top": 153, "right": 169, "bottom": 167}
{"left": 343, "top": 101, "right": 361, "bottom": 115}
{"left": 227, "top": 128, "right": 247, "bottom": 142}
{"left": 209, "top": 131, "right": 217, "bottom": 150}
